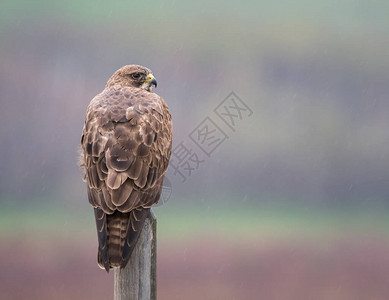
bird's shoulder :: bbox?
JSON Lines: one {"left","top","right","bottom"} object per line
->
{"left": 89, "top": 86, "right": 163, "bottom": 112}
{"left": 82, "top": 85, "right": 172, "bottom": 165}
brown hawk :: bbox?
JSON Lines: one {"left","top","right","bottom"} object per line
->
{"left": 80, "top": 65, "right": 172, "bottom": 272}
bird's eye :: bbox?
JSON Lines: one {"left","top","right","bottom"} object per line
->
{"left": 131, "top": 72, "right": 142, "bottom": 80}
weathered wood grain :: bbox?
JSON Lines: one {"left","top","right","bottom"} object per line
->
{"left": 114, "top": 210, "right": 156, "bottom": 300}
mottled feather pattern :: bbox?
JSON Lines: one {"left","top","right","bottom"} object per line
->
{"left": 82, "top": 86, "right": 172, "bottom": 213}
{"left": 81, "top": 66, "right": 172, "bottom": 271}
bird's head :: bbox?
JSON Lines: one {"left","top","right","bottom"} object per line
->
{"left": 105, "top": 65, "right": 157, "bottom": 92}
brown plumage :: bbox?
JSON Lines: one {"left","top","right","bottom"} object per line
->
{"left": 80, "top": 65, "right": 172, "bottom": 271}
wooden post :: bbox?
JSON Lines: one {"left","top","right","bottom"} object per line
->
{"left": 114, "top": 210, "right": 157, "bottom": 300}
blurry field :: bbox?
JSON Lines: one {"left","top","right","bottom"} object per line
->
{"left": 1, "top": 203, "right": 389, "bottom": 300}
{"left": 1, "top": 1, "right": 389, "bottom": 299}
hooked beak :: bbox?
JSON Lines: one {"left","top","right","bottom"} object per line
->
{"left": 146, "top": 74, "right": 157, "bottom": 88}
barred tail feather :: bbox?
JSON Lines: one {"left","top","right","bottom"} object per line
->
{"left": 95, "top": 208, "right": 150, "bottom": 272}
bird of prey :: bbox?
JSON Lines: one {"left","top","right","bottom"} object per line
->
{"left": 80, "top": 65, "right": 172, "bottom": 272}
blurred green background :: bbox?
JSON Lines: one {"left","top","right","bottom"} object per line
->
{"left": 1, "top": 1, "right": 389, "bottom": 299}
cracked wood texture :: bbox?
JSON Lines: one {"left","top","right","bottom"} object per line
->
{"left": 114, "top": 211, "right": 156, "bottom": 300}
